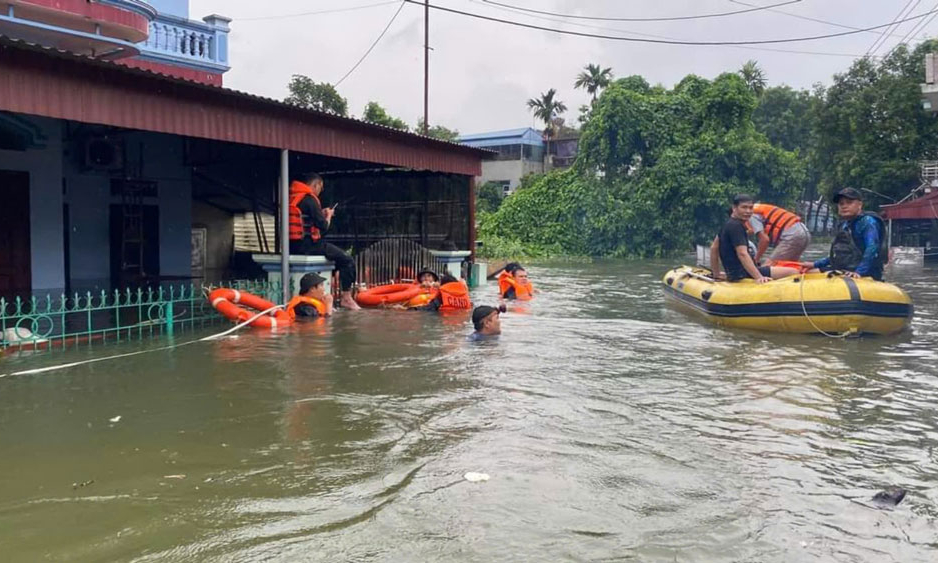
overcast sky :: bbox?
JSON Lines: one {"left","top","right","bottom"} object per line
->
{"left": 189, "top": 0, "right": 935, "bottom": 135}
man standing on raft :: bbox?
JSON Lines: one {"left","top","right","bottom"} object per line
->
{"left": 288, "top": 173, "right": 360, "bottom": 310}
{"left": 710, "top": 194, "right": 800, "bottom": 283}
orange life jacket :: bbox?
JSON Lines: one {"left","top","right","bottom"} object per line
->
{"left": 288, "top": 181, "right": 322, "bottom": 242}
{"left": 497, "top": 270, "right": 513, "bottom": 296}
{"left": 406, "top": 287, "right": 440, "bottom": 308}
{"left": 501, "top": 273, "right": 534, "bottom": 301}
{"left": 753, "top": 203, "right": 800, "bottom": 245}
{"left": 438, "top": 281, "right": 471, "bottom": 312}
{"left": 286, "top": 295, "right": 327, "bottom": 318}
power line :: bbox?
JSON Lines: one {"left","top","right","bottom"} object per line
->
{"left": 884, "top": 1, "right": 938, "bottom": 58}
{"left": 866, "top": 0, "right": 919, "bottom": 56}
{"left": 480, "top": 0, "right": 802, "bottom": 23}
{"left": 335, "top": 1, "right": 407, "bottom": 87}
{"left": 728, "top": 0, "right": 930, "bottom": 42}
{"left": 237, "top": 1, "right": 400, "bottom": 22}
{"left": 405, "top": 0, "right": 938, "bottom": 46}
{"left": 469, "top": 0, "right": 873, "bottom": 58}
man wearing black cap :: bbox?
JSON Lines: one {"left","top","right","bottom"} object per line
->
{"left": 469, "top": 305, "right": 503, "bottom": 340}
{"left": 808, "top": 187, "right": 886, "bottom": 280}
{"left": 289, "top": 272, "right": 334, "bottom": 318}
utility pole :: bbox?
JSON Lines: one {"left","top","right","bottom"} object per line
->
{"left": 423, "top": 0, "right": 429, "bottom": 135}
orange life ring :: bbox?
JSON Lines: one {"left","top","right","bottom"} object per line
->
{"left": 208, "top": 288, "right": 293, "bottom": 329}
{"left": 355, "top": 283, "right": 422, "bottom": 307}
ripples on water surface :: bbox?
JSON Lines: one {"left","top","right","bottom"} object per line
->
{"left": 1, "top": 258, "right": 937, "bottom": 561}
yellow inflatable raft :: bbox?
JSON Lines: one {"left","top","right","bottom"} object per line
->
{"left": 662, "top": 266, "right": 913, "bottom": 335}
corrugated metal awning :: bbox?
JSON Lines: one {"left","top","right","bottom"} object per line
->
{"left": 0, "top": 36, "right": 486, "bottom": 176}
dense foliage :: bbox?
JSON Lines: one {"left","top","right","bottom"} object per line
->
{"left": 284, "top": 76, "right": 348, "bottom": 116}
{"left": 362, "top": 102, "right": 409, "bottom": 131}
{"left": 415, "top": 118, "right": 460, "bottom": 142}
{"left": 480, "top": 73, "right": 804, "bottom": 257}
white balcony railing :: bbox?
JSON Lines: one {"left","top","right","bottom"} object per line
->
{"left": 138, "top": 14, "right": 230, "bottom": 70}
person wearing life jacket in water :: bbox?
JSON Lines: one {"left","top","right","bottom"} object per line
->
{"left": 411, "top": 274, "right": 472, "bottom": 312}
{"left": 748, "top": 203, "right": 811, "bottom": 264}
{"left": 501, "top": 267, "right": 535, "bottom": 300}
{"left": 288, "top": 173, "right": 360, "bottom": 310}
{"left": 286, "top": 273, "right": 334, "bottom": 318}
{"left": 417, "top": 269, "right": 440, "bottom": 289}
{"left": 709, "top": 194, "right": 801, "bottom": 283}
{"left": 805, "top": 187, "right": 887, "bottom": 281}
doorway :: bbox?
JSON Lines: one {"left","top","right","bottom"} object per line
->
{"left": 0, "top": 171, "right": 31, "bottom": 298}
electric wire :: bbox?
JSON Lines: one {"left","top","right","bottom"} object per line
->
{"left": 883, "top": 1, "right": 938, "bottom": 58}
{"left": 469, "top": 0, "right": 873, "bottom": 58}
{"left": 729, "top": 0, "right": 931, "bottom": 42}
{"left": 406, "top": 0, "right": 938, "bottom": 46}
{"left": 480, "top": 0, "right": 802, "bottom": 22}
{"left": 334, "top": 1, "right": 407, "bottom": 87}
{"left": 237, "top": 1, "right": 400, "bottom": 22}
{"left": 866, "top": 0, "right": 919, "bottom": 56}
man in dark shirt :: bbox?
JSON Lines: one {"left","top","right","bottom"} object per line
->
{"left": 289, "top": 173, "right": 360, "bottom": 310}
{"left": 468, "top": 304, "right": 504, "bottom": 341}
{"left": 709, "top": 194, "right": 800, "bottom": 283}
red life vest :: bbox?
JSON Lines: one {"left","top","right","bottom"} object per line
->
{"left": 439, "top": 281, "right": 471, "bottom": 312}
{"left": 753, "top": 203, "right": 800, "bottom": 245}
{"left": 288, "top": 181, "right": 322, "bottom": 242}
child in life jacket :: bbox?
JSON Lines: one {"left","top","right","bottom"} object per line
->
{"left": 410, "top": 274, "right": 472, "bottom": 312}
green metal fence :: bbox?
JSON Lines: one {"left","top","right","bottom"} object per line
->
{"left": 0, "top": 279, "right": 281, "bottom": 352}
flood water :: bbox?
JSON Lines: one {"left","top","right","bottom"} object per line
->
{"left": 1, "top": 256, "right": 938, "bottom": 562}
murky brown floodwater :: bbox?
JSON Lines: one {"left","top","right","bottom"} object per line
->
{"left": 1, "top": 253, "right": 937, "bottom": 562}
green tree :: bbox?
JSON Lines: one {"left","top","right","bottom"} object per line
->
{"left": 476, "top": 181, "right": 505, "bottom": 213}
{"left": 810, "top": 41, "right": 938, "bottom": 202}
{"left": 753, "top": 86, "right": 815, "bottom": 152}
{"left": 574, "top": 63, "right": 614, "bottom": 104}
{"left": 362, "top": 102, "right": 409, "bottom": 131}
{"left": 738, "top": 60, "right": 767, "bottom": 97}
{"left": 527, "top": 88, "right": 567, "bottom": 159}
{"left": 415, "top": 118, "right": 460, "bottom": 142}
{"left": 284, "top": 75, "right": 348, "bottom": 116}
{"left": 481, "top": 72, "right": 804, "bottom": 258}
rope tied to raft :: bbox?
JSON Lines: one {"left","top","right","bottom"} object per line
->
{"left": 0, "top": 304, "right": 286, "bottom": 379}
{"left": 799, "top": 272, "right": 855, "bottom": 339}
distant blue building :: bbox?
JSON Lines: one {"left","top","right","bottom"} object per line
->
{"left": 459, "top": 128, "right": 545, "bottom": 194}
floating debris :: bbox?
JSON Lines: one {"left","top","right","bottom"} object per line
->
{"left": 871, "top": 487, "right": 906, "bottom": 507}
{"left": 72, "top": 480, "right": 94, "bottom": 490}
{"left": 163, "top": 474, "right": 186, "bottom": 480}
{"left": 464, "top": 472, "right": 490, "bottom": 483}
{"left": 109, "top": 416, "right": 122, "bottom": 423}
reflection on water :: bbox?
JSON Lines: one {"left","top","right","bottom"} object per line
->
{"left": 1, "top": 258, "right": 937, "bottom": 561}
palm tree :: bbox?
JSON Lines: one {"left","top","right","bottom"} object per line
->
{"left": 574, "top": 63, "right": 614, "bottom": 104}
{"left": 739, "top": 60, "right": 767, "bottom": 96}
{"left": 527, "top": 88, "right": 567, "bottom": 165}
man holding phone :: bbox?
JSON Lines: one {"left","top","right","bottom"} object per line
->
{"left": 288, "top": 173, "right": 360, "bottom": 310}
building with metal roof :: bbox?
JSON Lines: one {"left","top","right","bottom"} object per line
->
{"left": 459, "top": 127, "right": 544, "bottom": 194}
{"left": 0, "top": 35, "right": 486, "bottom": 302}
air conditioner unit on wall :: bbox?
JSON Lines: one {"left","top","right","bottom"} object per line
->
{"left": 82, "top": 136, "right": 124, "bottom": 171}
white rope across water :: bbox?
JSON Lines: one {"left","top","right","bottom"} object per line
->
{"left": 0, "top": 305, "right": 286, "bottom": 379}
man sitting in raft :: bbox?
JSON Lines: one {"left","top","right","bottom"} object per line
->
{"left": 411, "top": 274, "right": 472, "bottom": 311}
{"left": 288, "top": 172, "right": 360, "bottom": 310}
{"left": 803, "top": 188, "right": 886, "bottom": 280}
{"left": 469, "top": 304, "right": 505, "bottom": 340}
{"left": 287, "top": 273, "right": 334, "bottom": 318}
{"left": 710, "top": 194, "right": 801, "bottom": 283}
{"left": 749, "top": 202, "right": 811, "bottom": 264}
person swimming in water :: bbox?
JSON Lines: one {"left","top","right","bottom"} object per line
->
{"left": 469, "top": 304, "right": 504, "bottom": 340}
